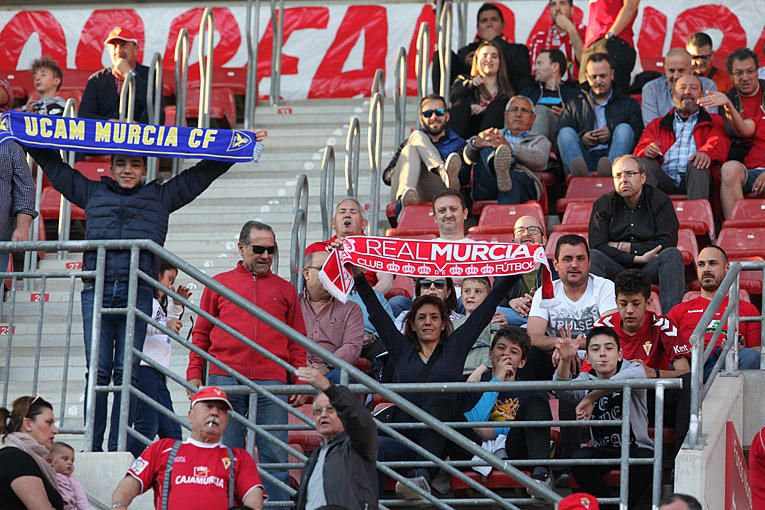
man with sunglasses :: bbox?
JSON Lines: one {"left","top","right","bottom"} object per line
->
{"left": 686, "top": 32, "right": 733, "bottom": 93}
{"left": 187, "top": 220, "right": 307, "bottom": 504}
{"left": 385, "top": 94, "right": 465, "bottom": 209}
{"left": 463, "top": 95, "right": 548, "bottom": 204}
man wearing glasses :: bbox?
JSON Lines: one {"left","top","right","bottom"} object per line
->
{"left": 187, "top": 220, "right": 307, "bottom": 503}
{"left": 686, "top": 32, "right": 733, "bottom": 93}
{"left": 385, "top": 93, "right": 465, "bottom": 209}
{"left": 463, "top": 95, "right": 548, "bottom": 204}
{"left": 588, "top": 155, "right": 684, "bottom": 314}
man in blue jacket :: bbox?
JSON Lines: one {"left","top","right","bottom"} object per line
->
{"left": 25, "top": 135, "right": 261, "bottom": 451}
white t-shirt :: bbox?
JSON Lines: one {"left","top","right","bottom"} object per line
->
{"left": 141, "top": 298, "right": 184, "bottom": 369}
{"left": 529, "top": 274, "right": 616, "bottom": 338}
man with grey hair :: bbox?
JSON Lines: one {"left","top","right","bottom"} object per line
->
{"left": 187, "top": 220, "right": 307, "bottom": 503}
{"left": 641, "top": 47, "right": 717, "bottom": 126}
{"left": 463, "top": 95, "right": 549, "bottom": 204}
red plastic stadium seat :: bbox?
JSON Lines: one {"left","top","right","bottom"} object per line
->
{"left": 471, "top": 200, "right": 496, "bottom": 217}
{"left": 385, "top": 205, "right": 438, "bottom": 237}
{"left": 556, "top": 177, "right": 614, "bottom": 212}
{"left": 677, "top": 228, "right": 699, "bottom": 266}
{"left": 722, "top": 199, "right": 765, "bottom": 229}
{"left": 717, "top": 228, "right": 765, "bottom": 261}
{"left": 182, "top": 86, "right": 237, "bottom": 129}
{"left": 74, "top": 161, "right": 109, "bottom": 181}
{"left": 385, "top": 275, "right": 415, "bottom": 301}
{"left": 672, "top": 199, "right": 715, "bottom": 240}
{"left": 450, "top": 470, "right": 529, "bottom": 491}
{"left": 739, "top": 269, "right": 763, "bottom": 296}
{"left": 39, "top": 188, "right": 86, "bottom": 221}
{"left": 545, "top": 231, "right": 589, "bottom": 261}
{"left": 683, "top": 289, "right": 751, "bottom": 303}
{"left": 552, "top": 201, "right": 593, "bottom": 232}
{"left": 468, "top": 203, "right": 545, "bottom": 235}
{"left": 288, "top": 443, "right": 305, "bottom": 489}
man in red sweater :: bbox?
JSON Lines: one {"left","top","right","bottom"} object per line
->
{"left": 187, "top": 220, "right": 307, "bottom": 503}
{"left": 667, "top": 246, "right": 761, "bottom": 381}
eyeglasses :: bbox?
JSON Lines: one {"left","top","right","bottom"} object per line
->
{"left": 507, "top": 106, "right": 534, "bottom": 114}
{"left": 304, "top": 266, "right": 323, "bottom": 271}
{"left": 514, "top": 226, "right": 543, "bottom": 235}
{"left": 421, "top": 108, "right": 446, "bottom": 118}
{"left": 312, "top": 405, "right": 337, "bottom": 417}
{"left": 613, "top": 170, "right": 642, "bottom": 180}
{"left": 419, "top": 279, "right": 447, "bottom": 289}
{"left": 689, "top": 54, "right": 712, "bottom": 61}
{"left": 250, "top": 245, "right": 276, "bottom": 255}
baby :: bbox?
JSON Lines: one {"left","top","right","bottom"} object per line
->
{"left": 48, "top": 442, "right": 91, "bottom": 510}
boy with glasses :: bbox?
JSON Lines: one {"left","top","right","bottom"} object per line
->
{"left": 384, "top": 93, "right": 466, "bottom": 208}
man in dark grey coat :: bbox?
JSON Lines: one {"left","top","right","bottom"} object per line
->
{"left": 295, "top": 367, "right": 378, "bottom": 510}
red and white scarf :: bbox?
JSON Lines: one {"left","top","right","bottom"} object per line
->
{"left": 319, "top": 236, "right": 554, "bottom": 302}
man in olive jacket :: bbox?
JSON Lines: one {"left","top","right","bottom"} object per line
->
{"left": 294, "top": 367, "right": 378, "bottom": 510}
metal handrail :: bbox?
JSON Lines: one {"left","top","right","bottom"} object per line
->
{"left": 171, "top": 28, "right": 190, "bottom": 177}
{"left": 244, "top": 0, "right": 262, "bottom": 130}
{"left": 290, "top": 174, "right": 309, "bottom": 293}
{"left": 367, "top": 92, "right": 383, "bottom": 235}
{"left": 415, "top": 22, "right": 430, "bottom": 123}
{"left": 393, "top": 46, "right": 407, "bottom": 147}
{"left": 197, "top": 7, "right": 215, "bottom": 129}
{"left": 25, "top": 155, "right": 42, "bottom": 280}
{"left": 344, "top": 117, "right": 360, "bottom": 197}
{"left": 57, "top": 98, "right": 79, "bottom": 259}
{"left": 319, "top": 145, "right": 336, "bottom": 240}
{"left": 437, "top": 1, "right": 453, "bottom": 105}
{"left": 118, "top": 72, "right": 136, "bottom": 123}
{"left": 146, "top": 52, "right": 163, "bottom": 182}
{"left": 269, "top": 0, "right": 285, "bottom": 106}
{"left": 456, "top": 0, "right": 468, "bottom": 49}
{"left": 371, "top": 68, "right": 385, "bottom": 97}
{"left": 687, "top": 260, "right": 765, "bottom": 448}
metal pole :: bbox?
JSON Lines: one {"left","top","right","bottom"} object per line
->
{"left": 290, "top": 174, "right": 308, "bottom": 293}
{"left": 59, "top": 275, "right": 76, "bottom": 432}
{"left": 27, "top": 156, "right": 42, "bottom": 279}
{"left": 456, "top": 0, "right": 468, "bottom": 49}
{"left": 119, "top": 72, "right": 136, "bottom": 123}
{"left": 57, "top": 98, "right": 78, "bottom": 259}
{"left": 725, "top": 270, "right": 741, "bottom": 373}
{"left": 198, "top": 8, "right": 215, "bottom": 129}
{"left": 244, "top": 0, "right": 262, "bottom": 130}
{"left": 652, "top": 383, "right": 665, "bottom": 508}
{"left": 146, "top": 52, "right": 163, "bottom": 182}
{"left": 31, "top": 275, "right": 47, "bottom": 396}
{"left": 83, "top": 246, "right": 107, "bottom": 451}
{"left": 437, "top": 1, "right": 453, "bottom": 106}
{"left": 371, "top": 68, "right": 385, "bottom": 97}
{"left": 269, "top": 0, "right": 285, "bottom": 106}
{"left": 415, "top": 22, "right": 430, "bottom": 118}
{"left": 117, "top": 246, "right": 141, "bottom": 452}
{"left": 319, "top": 145, "right": 336, "bottom": 240}
{"left": 393, "top": 47, "right": 407, "bottom": 147}
{"left": 172, "top": 29, "right": 189, "bottom": 177}
{"left": 618, "top": 386, "right": 632, "bottom": 509}
{"left": 367, "top": 93, "right": 383, "bottom": 235}
{"left": 344, "top": 117, "right": 360, "bottom": 197}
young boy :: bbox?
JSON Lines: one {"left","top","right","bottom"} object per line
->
{"left": 454, "top": 276, "right": 508, "bottom": 374}
{"left": 555, "top": 326, "right": 653, "bottom": 508}
{"left": 48, "top": 442, "right": 90, "bottom": 510}
{"left": 465, "top": 326, "right": 553, "bottom": 493}
{"left": 25, "top": 57, "right": 66, "bottom": 116}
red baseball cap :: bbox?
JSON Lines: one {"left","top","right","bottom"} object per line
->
{"left": 190, "top": 386, "right": 233, "bottom": 411}
{"left": 104, "top": 27, "right": 139, "bottom": 45}
{"left": 558, "top": 492, "right": 600, "bottom": 510}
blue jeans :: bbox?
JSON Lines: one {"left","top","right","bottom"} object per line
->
{"left": 703, "top": 346, "right": 761, "bottom": 382}
{"left": 389, "top": 295, "right": 412, "bottom": 318}
{"left": 497, "top": 305, "right": 528, "bottom": 326}
{"left": 472, "top": 148, "right": 537, "bottom": 204}
{"left": 0, "top": 252, "right": 8, "bottom": 276}
{"left": 377, "top": 436, "right": 418, "bottom": 494}
{"left": 207, "top": 375, "right": 290, "bottom": 502}
{"left": 127, "top": 366, "right": 181, "bottom": 458}
{"left": 82, "top": 282, "right": 153, "bottom": 452}
{"left": 557, "top": 123, "right": 635, "bottom": 174}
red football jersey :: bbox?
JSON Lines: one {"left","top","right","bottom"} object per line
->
{"left": 583, "top": 312, "right": 690, "bottom": 371}
{"left": 667, "top": 296, "right": 762, "bottom": 349}
{"left": 128, "top": 438, "right": 265, "bottom": 509}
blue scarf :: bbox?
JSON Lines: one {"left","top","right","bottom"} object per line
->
{"left": 0, "top": 110, "right": 263, "bottom": 162}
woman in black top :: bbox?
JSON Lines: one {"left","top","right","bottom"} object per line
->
{"left": 354, "top": 271, "right": 516, "bottom": 498}
{"left": 0, "top": 395, "right": 64, "bottom": 509}
{"left": 449, "top": 40, "right": 513, "bottom": 139}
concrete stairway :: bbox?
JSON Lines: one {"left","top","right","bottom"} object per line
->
{"left": 0, "top": 96, "right": 420, "bottom": 450}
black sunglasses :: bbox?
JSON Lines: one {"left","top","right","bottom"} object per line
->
{"left": 421, "top": 108, "right": 446, "bottom": 118}
{"left": 419, "top": 279, "right": 447, "bottom": 289}
{"left": 251, "top": 244, "right": 276, "bottom": 255}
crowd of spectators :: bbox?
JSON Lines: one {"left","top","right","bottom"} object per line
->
{"left": 2, "top": 1, "right": 765, "bottom": 508}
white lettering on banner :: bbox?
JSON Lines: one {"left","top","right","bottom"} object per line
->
{"left": 174, "top": 474, "right": 225, "bottom": 488}
{"left": 0, "top": 1, "right": 762, "bottom": 100}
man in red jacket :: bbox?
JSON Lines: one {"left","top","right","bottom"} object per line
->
{"left": 187, "top": 220, "right": 307, "bottom": 503}
{"left": 634, "top": 74, "right": 730, "bottom": 200}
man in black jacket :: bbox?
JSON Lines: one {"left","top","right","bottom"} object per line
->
{"left": 588, "top": 154, "right": 685, "bottom": 314}
{"left": 295, "top": 367, "right": 378, "bottom": 510}
{"left": 79, "top": 27, "right": 162, "bottom": 124}
{"left": 557, "top": 52, "right": 642, "bottom": 176}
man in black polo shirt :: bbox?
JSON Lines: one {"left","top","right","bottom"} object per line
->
{"left": 588, "top": 154, "right": 684, "bottom": 314}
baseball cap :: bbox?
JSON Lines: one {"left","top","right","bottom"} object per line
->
{"left": 104, "top": 27, "right": 139, "bottom": 46}
{"left": 190, "top": 386, "right": 233, "bottom": 411}
{"left": 558, "top": 492, "right": 600, "bottom": 510}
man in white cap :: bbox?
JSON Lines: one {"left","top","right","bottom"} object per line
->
{"left": 80, "top": 26, "right": 162, "bottom": 123}
{"left": 111, "top": 386, "right": 265, "bottom": 509}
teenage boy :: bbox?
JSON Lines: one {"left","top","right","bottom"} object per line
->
{"left": 555, "top": 326, "right": 653, "bottom": 508}
{"left": 465, "top": 326, "right": 553, "bottom": 494}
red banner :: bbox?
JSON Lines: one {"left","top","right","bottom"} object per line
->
{"left": 726, "top": 421, "right": 753, "bottom": 510}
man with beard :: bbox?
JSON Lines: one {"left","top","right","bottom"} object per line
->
{"left": 463, "top": 95, "right": 548, "bottom": 204}
{"left": 635, "top": 74, "right": 729, "bottom": 200}
{"left": 385, "top": 94, "right": 465, "bottom": 208}
{"left": 557, "top": 53, "right": 642, "bottom": 176}
{"left": 641, "top": 48, "right": 717, "bottom": 126}
{"left": 667, "top": 246, "right": 762, "bottom": 381}
{"left": 112, "top": 387, "right": 265, "bottom": 509}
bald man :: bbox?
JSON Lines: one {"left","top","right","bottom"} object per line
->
{"left": 641, "top": 48, "right": 717, "bottom": 125}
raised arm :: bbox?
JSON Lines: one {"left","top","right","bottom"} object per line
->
{"left": 353, "top": 272, "right": 406, "bottom": 360}
{"left": 23, "top": 146, "right": 94, "bottom": 208}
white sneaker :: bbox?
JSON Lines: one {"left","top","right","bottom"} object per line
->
{"left": 395, "top": 475, "right": 431, "bottom": 500}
